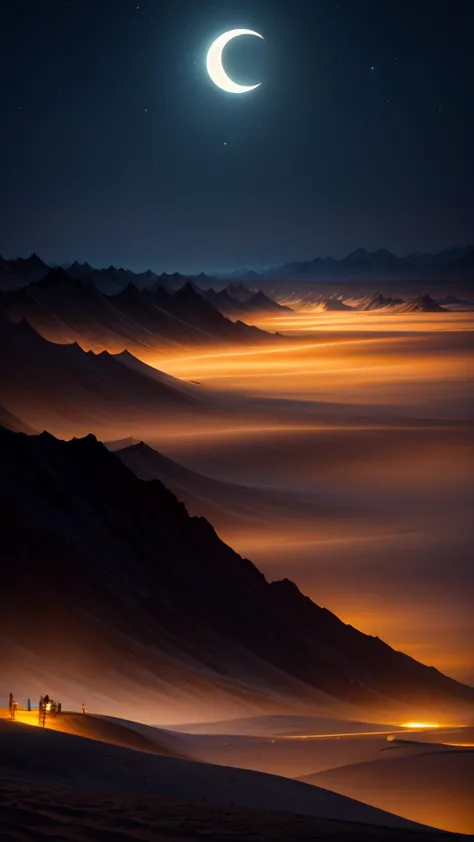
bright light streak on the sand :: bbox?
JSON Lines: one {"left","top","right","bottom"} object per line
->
{"left": 285, "top": 728, "right": 405, "bottom": 740}
{"left": 10, "top": 712, "right": 41, "bottom": 727}
{"left": 402, "top": 721, "right": 440, "bottom": 729}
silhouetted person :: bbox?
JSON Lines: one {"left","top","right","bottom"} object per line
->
{"left": 27, "top": 698, "right": 31, "bottom": 711}
{"left": 82, "top": 702, "right": 86, "bottom": 714}
{"left": 39, "top": 696, "right": 45, "bottom": 727}
{"left": 8, "top": 693, "right": 17, "bottom": 721}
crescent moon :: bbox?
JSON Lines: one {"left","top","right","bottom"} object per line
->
{"left": 206, "top": 29, "right": 264, "bottom": 94}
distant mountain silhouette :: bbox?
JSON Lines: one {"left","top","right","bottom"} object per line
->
{"left": 0, "top": 253, "right": 49, "bottom": 290}
{"left": 1, "top": 425, "right": 473, "bottom": 720}
{"left": 317, "top": 298, "right": 354, "bottom": 311}
{"left": 201, "top": 288, "right": 250, "bottom": 318}
{"left": 246, "top": 290, "right": 292, "bottom": 312}
{"left": 436, "top": 295, "right": 467, "bottom": 306}
{"left": 216, "top": 246, "right": 474, "bottom": 284}
{"left": 396, "top": 294, "right": 446, "bottom": 313}
{"left": 200, "top": 287, "right": 292, "bottom": 320}
{"left": 227, "top": 282, "right": 255, "bottom": 302}
{"left": 3, "top": 246, "right": 473, "bottom": 294}
{"left": 355, "top": 294, "right": 405, "bottom": 311}
{"left": 0, "top": 268, "right": 272, "bottom": 353}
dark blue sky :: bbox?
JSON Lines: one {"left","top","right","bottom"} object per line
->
{"left": 1, "top": 0, "right": 472, "bottom": 272}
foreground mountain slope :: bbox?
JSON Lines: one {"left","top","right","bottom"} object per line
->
{"left": 1, "top": 427, "right": 473, "bottom": 724}
{"left": 115, "top": 440, "right": 325, "bottom": 535}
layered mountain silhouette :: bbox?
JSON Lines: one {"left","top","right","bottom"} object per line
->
{"left": 355, "top": 294, "right": 405, "bottom": 311}
{"left": 0, "top": 256, "right": 202, "bottom": 294}
{"left": 1, "top": 425, "right": 473, "bottom": 721}
{"left": 280, "top": 291, "right": 451, "bottom": 313}
{"left": 227, "top": 246, "right": 474, "bottom": 282}
{"left": 2, "top": 246, "right": 473, "bottom": 295}
{"left": 0, "top": 253, "right": 50, "bottom": 290}
{"left": 200, "top": 288, "right": 292, "bottom": 320}
{"left": 0, "top": 269, "right": 270, "bottom": 353}
{"left": 396, "top": 294, "right": 447, "bottom": 313}
{"left": 0, "top": 316, "right": 215, "bottom": 438}
{"left": 113, "top": 440, "right": 327, "bottom": 536}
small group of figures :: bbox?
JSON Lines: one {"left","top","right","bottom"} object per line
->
{"left": 38, "top": 695, "right": 61, "bottom": 726}
{"left": 8, "top": 693, "right": 86, "bottom": 724}
{"left": 7, "top": 692, "right": 62, "bottom": 724}
{"left": 39, "top": 695, "right": 61, "bottom": 714}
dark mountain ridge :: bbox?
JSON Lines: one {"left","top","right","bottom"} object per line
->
{"left": 0, "top": 316, "right": 212, "bottom": 439}
{"left": 0, "top": 252, "right": 50, "bottom": 290}
{"left": 1, "top": 426, "right": 473, "bottom": 722}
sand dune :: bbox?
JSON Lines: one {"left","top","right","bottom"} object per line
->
{"left": 0, "top": 720, "right": 434, "bottom": 831}
{"left": 155, "top": 727, "right": 395, "bottom": 780}
{"left": 29, "top": 713, "right": 189, "bottom": 758}
{"left": 169, "top": 713, "right": 397, "bottom": 736}
{"left": 0, "top": 779, "right": 457, "bottom": 842}
{"left": 301, "top": 746, "right": 474, "bottom": 834}
{"left": 160, "top": 718, "right": 474, "bottom": 784}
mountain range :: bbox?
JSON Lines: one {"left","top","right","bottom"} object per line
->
{"left": 0, "top": 269, "right": 273, "bottom": 354}
{"left": 1, "top": 425, "right": 473, "bottom": 723}
{"left": 1, "top": 246, "right": 473, "bottom": 294}
{"left": 225, "top": 246, "right": 474, "bottom": 283}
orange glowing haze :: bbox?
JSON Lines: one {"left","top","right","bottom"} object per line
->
{"left": 138, "top": 309, "right": 473, "bottom": 683}
{"left": 3, "top": 300, "right": 472, "bottom": 684}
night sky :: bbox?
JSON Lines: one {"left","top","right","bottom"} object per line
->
{"left": 1, "top": 0, "right": 472, "bottom": 273}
